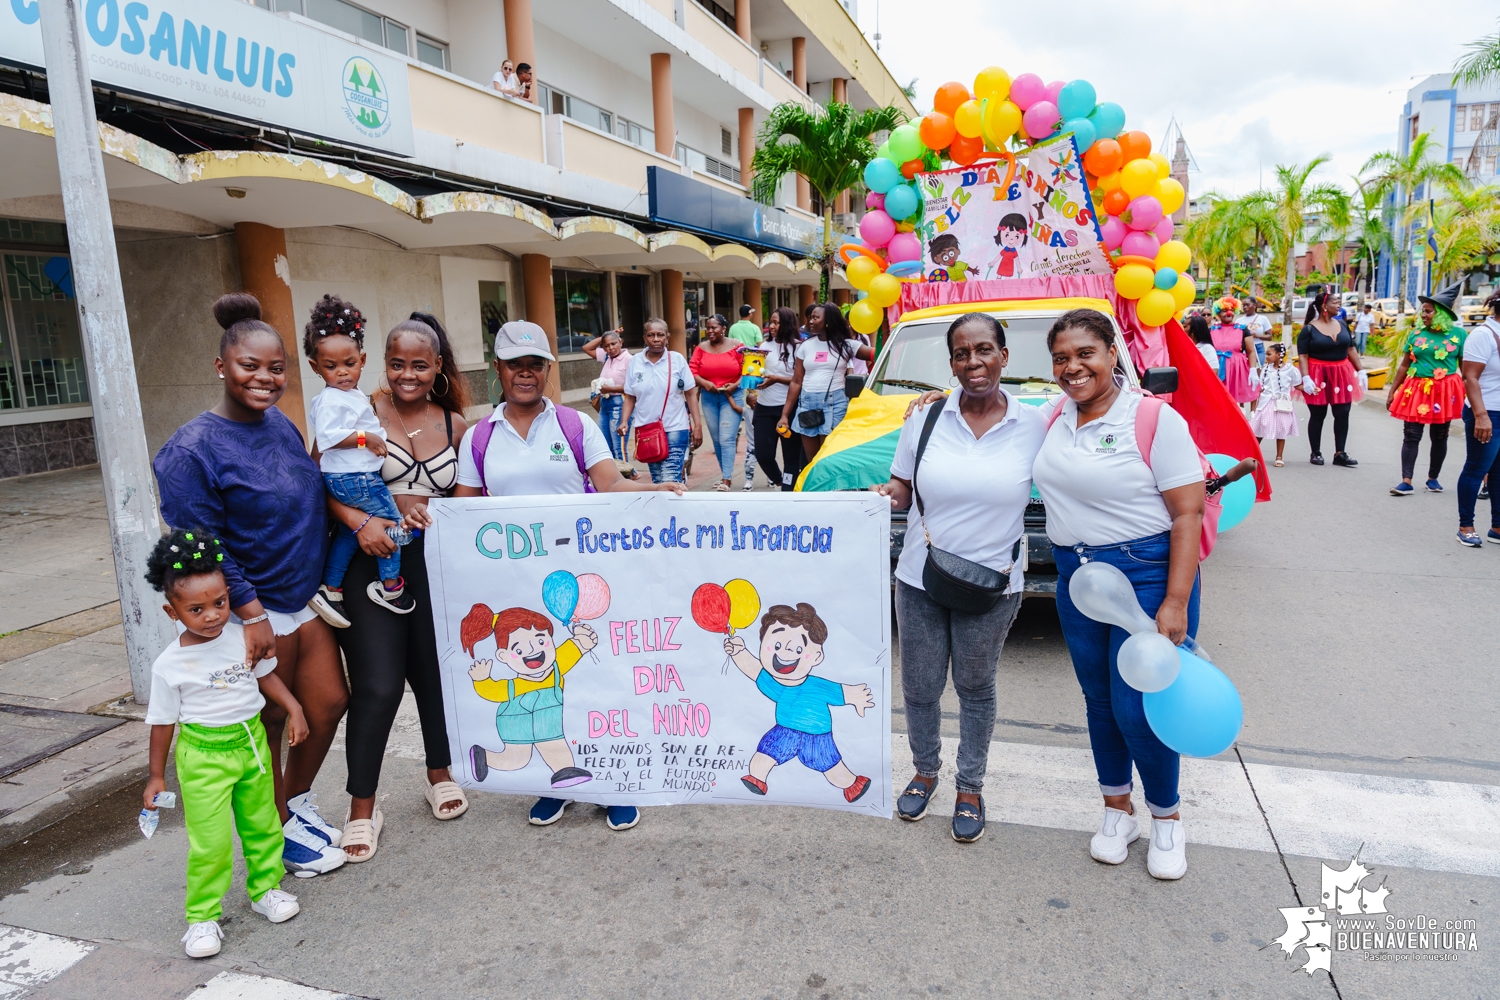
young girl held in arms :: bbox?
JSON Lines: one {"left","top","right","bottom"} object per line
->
{"left": 142, "top": 528, "right": 317, "bottom": 959}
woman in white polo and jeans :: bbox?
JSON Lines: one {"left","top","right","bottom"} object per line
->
{"left": 618, "top": 318, "right": 703, "bottom": 483}
{"left": 402, "top": 321, "right": 684, "bottom": 833}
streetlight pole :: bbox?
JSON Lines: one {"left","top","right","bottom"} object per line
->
{"left": 38, "top": 0, "right": 174, "bottom": 703}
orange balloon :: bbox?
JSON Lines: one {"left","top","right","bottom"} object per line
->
{"left": 1083, "top": 138, "right": 1122, "bottom": 177}
{"left": 932, "top": 81, "right": 971, "bottom": 118}
{"left": 1103, "top": 188, "right": 1130, "bottom": 217}
{"left": 947, "top": 132, "right": 984, "bottom": 166}
{"left": 1117, "top": 130, "right": 1152, "bottom": 163}
{"left": 919, "top": 112, "right": 956, "bottom": 151}
{"left": 900, "top": 158, "right": 925, "bottom": 179}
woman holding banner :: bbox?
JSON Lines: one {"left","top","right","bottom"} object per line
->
{"left": 402, "top": 320, "right": 686, "bottom": 833}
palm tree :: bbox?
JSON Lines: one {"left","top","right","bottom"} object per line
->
{"left": 750, "top": 100, "right": 906, "bottom": 299}
{"left": 1434, "top": 182, "right": 1500, "bottom": 281}
{"left": 1455, "top": 19, "right": 1500, "bottom": 86}
{"left": 1237, "top": 157, "right": 1351, "bottom": 324}
{"left": 1361, "top": 133, "right": 1467, "bottom": 312}
{"left": 1347, "top": 180, "right": 1392, "bottom": 297}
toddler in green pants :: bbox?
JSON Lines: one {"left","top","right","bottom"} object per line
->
{"left": 141, "top": 528, "right": 311, "bottom": 959}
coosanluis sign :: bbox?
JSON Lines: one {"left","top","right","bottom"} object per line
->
{"left": 648, "top": 166, "right": 838, "bottom": 256}
{"left": 2, "top": 0, "right": 414, "bottom": 156}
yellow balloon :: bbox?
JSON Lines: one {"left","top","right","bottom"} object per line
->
{"left": 1119, "top": 158, "right": 1159, "bottom": 199}
{"left": 1154, "top": 177, "right": 1185, "bottom": 215}
{"left": 866, "top": 272, "right": 901, "bottom": 309}
{"left": 1155, "top": 239, "right": 1191, "bottom": 273}
{"left": 1114, "top": 263, "right": 1154, "bottom": 300}
{"left": 1136, "top": 288, "right": 1177, "bottom": 327}
{"left": 846, "top": 254, "right": 881, "bottom": 291}
{"left": 973, "top": 66, "right": 1011, "bottom": 101}
{"left": 981, "top": 99, "right": 1021, "bottom": 149}
{"left": 1170, "top": 271, "right": 1197, "bottom": 310}
{"left": 1149, "top": 152, "right": 1171, "bottom": 179}
{"left": 953, "top": 100, "right": 983, "bottom": 139}
{"left": 849, "top": 298, "right": 883, "bottom": 334}
{"left": 724, "top": 578, "right": 760, "bottom": 632}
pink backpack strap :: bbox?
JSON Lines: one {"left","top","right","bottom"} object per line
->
{"left": 470, "top": 415, "right": 496, "bottom": 497}
{"left": 1134, "top": 395, "right": 1164, "bottom": 471}
{"left": 1044, "top": 396, "right": 1066, "bottom": 431}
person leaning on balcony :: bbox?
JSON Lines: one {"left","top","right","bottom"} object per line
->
{"left": 491, "top": 59, "right": 522, "bottom": 98}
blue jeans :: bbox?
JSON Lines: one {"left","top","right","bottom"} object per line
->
{"left": 1053, "top": 531, "right": 1200, "bottom": 817}
{"left": 700, "top": 387, "right": 744, "bottom": 481}
{"left": 1458, "top": 406, "right": 1500, "bottom": 529}
{"left": 324, "top": 471, "right": 402, "bottom": 586}
{"left": 647, "top": 429, "right": 691, "bottom": 484}
{"left": 598, "top": 393, "right": 627, "bottom": 461}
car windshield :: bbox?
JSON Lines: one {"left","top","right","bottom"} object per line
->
{"left": 870, "top": 314, "right": 1117, "bottom": 395}
{"left": 1461, "top": 296, "right": 1482, "bottom": 308}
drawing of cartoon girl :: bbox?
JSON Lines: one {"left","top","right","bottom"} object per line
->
{"left": 991, "top": 213, "right": 1028, "bottom": 279}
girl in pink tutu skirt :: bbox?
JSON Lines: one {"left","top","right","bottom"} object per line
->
{"left": 1249, "top": 343, "right": 1299, "bottom": 466}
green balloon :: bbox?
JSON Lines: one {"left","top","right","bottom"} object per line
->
{"left": 877, "top": 140, "right": 894, "bottom": 163}
{"left": 888, "top": 124, "right": 923, "bottom": 163}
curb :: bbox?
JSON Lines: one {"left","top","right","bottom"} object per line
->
{"left": 0, "top": 721, "right": 151, "bottom": 852}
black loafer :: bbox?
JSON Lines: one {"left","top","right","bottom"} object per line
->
{"left": 1332, "top": 452, "right": 1358, "bottom": 467}
{"left": 897, "top": 776, "right": 935, "bottom": 821}
{"left": 952, "top": 796, "right": 985, "bottom": 843}
{"left": 1309, "top": 452, "right": 1324, "bottom": 465}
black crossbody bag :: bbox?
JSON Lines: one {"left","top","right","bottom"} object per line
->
{"left": 911, "top": 402, "right": 1019, "bottom": 616}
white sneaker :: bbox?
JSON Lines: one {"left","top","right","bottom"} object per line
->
{"left": 1147, "top": 817, "right": 1188, "bottom": 880}
{"left": 282, "top": 813, "right": 347, "bottom": 876}
{"left": 288, "top": 791, "right": 342, "bottom": 847}
{"left": 251, "top": 888, "right": 300, "bottom": 923}
{"left": 182, "top": 920, "right": 223, "bottom": 958}
{"left": 308, "top": 587, "right": 351, "bottom": 628}
{"left": 1089, "top": 806, "right": 1139, "bottom": 864}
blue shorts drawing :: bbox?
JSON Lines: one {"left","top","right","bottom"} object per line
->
{"left": 756, "top": 724, "right": 842, "bottom": 773}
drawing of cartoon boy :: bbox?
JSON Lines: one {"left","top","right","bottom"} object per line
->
{"left": 724, "top": 603, "right": 874, "bottom": 803}
{"left": 462, "top": 604, "right": 599, "bottom": 789}
{"left": 927, "top": 233, "right": 971, "bottom": 283}
{"left": 991, "top": 213, "right": 1028, "bottom": 278}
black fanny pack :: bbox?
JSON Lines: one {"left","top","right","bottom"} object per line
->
{"left": 912, "top": 402, "right": 1017, "bottom": 616}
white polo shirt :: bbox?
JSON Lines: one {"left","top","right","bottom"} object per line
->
{"left": 1032, "top": 392, "right": 1203, "bottom": 548}
{"left": 1464, "top": 320, "right": 1500, "bottom": 411}
{"left": 457, "top": 400, "right": 613, "bottom": 496}
{"left": 889, "top": 389, "right": 1046, "bottom": 594}
{"left": 623, "top": 350, "right": 692, "bottom": 432}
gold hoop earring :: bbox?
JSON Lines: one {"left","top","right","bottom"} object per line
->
{"left": 434, "top": 372, "right": 450, "bottom": 396}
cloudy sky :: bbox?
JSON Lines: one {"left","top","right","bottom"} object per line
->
{"left": 852, "top": 0, "right": 1499, "bottom": 198}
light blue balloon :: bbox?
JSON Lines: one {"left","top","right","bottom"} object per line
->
{"left": 1154, "top": 267, "right": 1178, "bottom": 290}
{"left": 1142, "top": 649, "right": 1244, "bottom": 757}
{"left": 1088, "top": 101, "right": 1126, "bottom": 140}
{"left": 883, "top": 183, "right": 919, "bottom": 221}
{"left": 1057, "top": 79, "right": 1097, "bottom": 120}
{"left": 542, "top": 570, "right": 579, "bottom": 622}
{"left": 1207, "top": 453, "right": 1255, "bottom": 532}
{"left": 863, "top": 157, "right": 901, "bottom": 194}
{"left": 1061, "top": 117, "right": 1096, "bottom": 153}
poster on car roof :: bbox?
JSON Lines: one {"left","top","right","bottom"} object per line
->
{"left": 917, "top": 134, "right": 1110, "bottom": 283}
{"left": 424, "top": 492, "right": 892, "bottom": 817}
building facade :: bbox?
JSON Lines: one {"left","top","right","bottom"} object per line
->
{"left": 0, "top": 0, "right": 912, "bottom": 478}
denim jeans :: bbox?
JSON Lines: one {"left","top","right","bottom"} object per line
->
{"left": 1458, "top": 406, "right": 1500, "bottom": 529}
{"left": 700, "top": 387, "right": 744, "bottom": 481}
{"left": 598, "top": 393, "right": 627, "bottom": 461}
{"left": 647, "top": 429, "right": 692, "bottom": 484}
{"left": 895, "top": 581, "right": 1022, "bottom": 794}
{"left": 1053, "top": 531, "right": 1200, "bottom": 817}
{"left": 324, "top": 471, "right": 402, "bottom": 586}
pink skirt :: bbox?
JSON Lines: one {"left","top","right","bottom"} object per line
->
{"left": 1295, "top": 358, "right": 1364, "bottom": 406}
{"left": 1221, "top": 352, "right": 1257, "bottom": 403}
{"left": 1249, "top": 402, "right": 1299, "bottom": 439}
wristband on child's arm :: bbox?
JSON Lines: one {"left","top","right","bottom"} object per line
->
{"left": 357, "top": 430, "right": 367, "bottom": 449}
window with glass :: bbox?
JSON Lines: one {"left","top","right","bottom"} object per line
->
{"left": 553, "top": 270, "right": 607, "bottom": 354}
{"left": 615, "top": 274, "right": 648, "bottom": 348}
{"left": 271, "top": 0, "right": 411, "bottom": 57}
{"left": 1474, "top": 104, "right": 1488, "bottom": 131}
{"left": 1, "top": 253, "right": 89, "bottom": 410}
{"left": 712, "top": 282, "right": 735, "bottom": 320}
{"left": 416, "top": 35, "right": 448, "bottom": 71}
{"left": 683, "top": 281, "right": 709, "bottom": 350}
{"left": 537, "top": 84, "right": 614, "bottom": 135}
{"left": 478, "top": 281, "right": 509, "bottom": 363}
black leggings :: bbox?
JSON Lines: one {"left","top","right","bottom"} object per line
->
{"left": 753, "top": 403, "right": 804, "bottom": 490}
{"left": 1306, "top": 403, "right": 1351, "bottom": 455}
{"left": 1401, "top": 421, "right": 1451, "bottom": 481}
{"left": 337, "top": 532, "right": 451, "bottom": 798}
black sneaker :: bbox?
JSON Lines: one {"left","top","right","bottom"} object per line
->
{"left": 952, "top": 795, "right": 986, "bottom": 843}
{"left": 367, "top": 579, "right": 416, "bottom": 614}
{"left": 309, "top": 586, "right": 350, "bottom": 628}
{"left": 1309, "top": 452, "right": 1324, "bottom": 465}
{"left": 1332, "top": 452, "right": 1358, "bottom": 467}
{"left": 897, "top": 776, "right": 936, "bottom": 821}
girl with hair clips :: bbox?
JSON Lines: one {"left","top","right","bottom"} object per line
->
{"left": 154, "top": 294, "right": 348, "bottom": 878}
{"left": 1295, "top": 290, "right": 1364, "bottom": 466}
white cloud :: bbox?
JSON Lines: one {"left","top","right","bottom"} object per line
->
{"left": 854, "top": 0, "right": 1498, "bottom": 197}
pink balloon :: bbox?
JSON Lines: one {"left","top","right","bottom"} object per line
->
{"left": 574, "top": 573, "right": 611, "bottom": 620}
{"left": 1009, "top": 73, "right": 1046, "bottom": 110}
{"left": 886, "top": 231, "right": 922, "bottom": 263}
{"left": 1153, "top": 214, "right": 1176, "bottom": 242}
{"left": 1021, "top": 101, "right": 1059, "bottom": 140}
{"left": 1121, "top": 230, "right": 1160, "bottom": 259}
{"left": 859, "top": 210, "right": 895, "bottom": 248}
{"left": 1125, "top": 195, "right": 1163, "bottom": 232}
{"left": 1044, "top": 80, "right": 1065, "bottom": 106}
{"left": 865, "top": 191, "right": 885, "bottom": 210}
{"left": 1101, "top": 216, "right": 1127, "bottom": 251}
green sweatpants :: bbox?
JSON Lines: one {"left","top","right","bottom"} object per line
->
{"left": 176, "top": 718, "right": 285, "bottom": 922}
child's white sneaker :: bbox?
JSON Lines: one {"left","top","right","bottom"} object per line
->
{"left": 251, "top": 888, "right": 300, "bottom": 923}
{"left": 1089, "top": 806, "right": 1139, "bottom": 865}
{"left": 1147, "top": 817, "right": 1188, "bottom": 880}
{"left": 182, "top": 920, "right": 223, "bottom": 958}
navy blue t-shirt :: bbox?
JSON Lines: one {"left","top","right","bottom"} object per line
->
{"left": 154, "top": 409, "right": 326, "bottom": 614}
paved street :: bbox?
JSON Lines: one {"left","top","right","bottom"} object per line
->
{"left": 0, "top": 398, "right": 1497, "bottom": 999}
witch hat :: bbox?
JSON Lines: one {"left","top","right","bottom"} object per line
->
{"left": 1418, "top": 281, "right": 1462, "bottom": 321}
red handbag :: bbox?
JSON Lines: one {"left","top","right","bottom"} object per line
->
{"left": 633, "top": 353, "right": 674, "bottom": 464}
